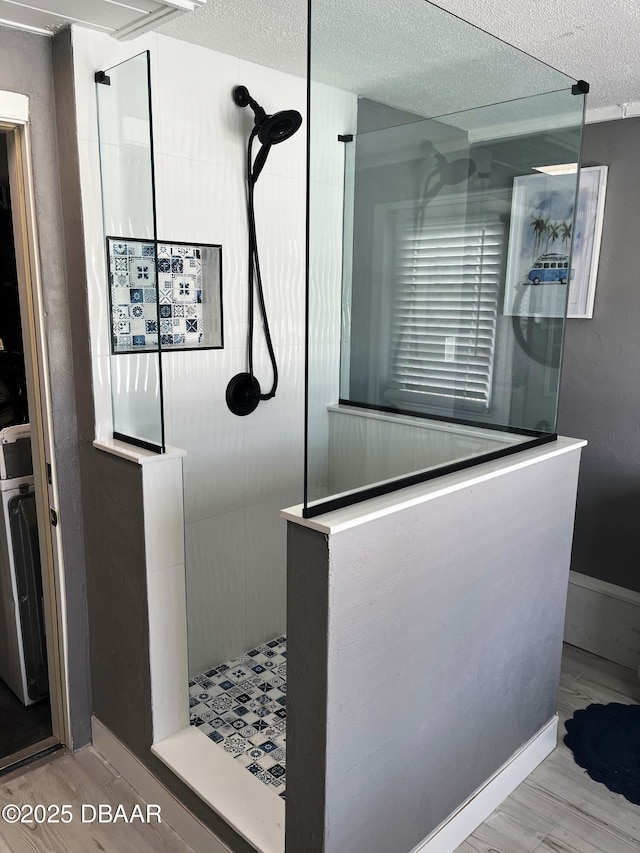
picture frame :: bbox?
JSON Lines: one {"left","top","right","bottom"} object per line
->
{"left": 566, "top": 165, "right": 608, "bottom": 318}
{"left": 503, "top": 165, "right": 607, "bottom": 320}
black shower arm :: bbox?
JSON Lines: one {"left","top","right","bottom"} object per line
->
{"left": 234, "top": 85, "right": 268, "bottom": 125}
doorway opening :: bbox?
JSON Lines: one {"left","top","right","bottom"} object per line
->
{"left": 0, "top": 127, "right": 60, "bottom": 772}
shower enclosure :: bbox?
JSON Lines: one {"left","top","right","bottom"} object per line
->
{"left": 91, "top": 0, "right": 586, "bottom": 844}
{"left": 305, "top": 0, "right": 586, "bottom": 517}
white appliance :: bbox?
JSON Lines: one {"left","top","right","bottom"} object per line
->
{"left": 0, "top": 426, "right": 48, "bottom": 706}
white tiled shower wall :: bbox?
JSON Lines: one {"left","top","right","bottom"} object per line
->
{"left": 71, "top": 26, "right": 356, "bottom": 675}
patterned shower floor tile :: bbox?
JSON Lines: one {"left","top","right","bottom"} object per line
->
{"left": 189, "top": 636, "right": 287, "bottom": 799}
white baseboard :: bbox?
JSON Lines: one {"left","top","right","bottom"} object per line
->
{"left": 564, "top": 571, "right": 640, "bottom": 671}
{"left": 92, "top": 717, "right": 231, "bottom": 853}
{"left": 410, "top": 717, "right": 557, "bottom": 853}
{"left": 93, "top": 712, "right": 558, "bottom": 853}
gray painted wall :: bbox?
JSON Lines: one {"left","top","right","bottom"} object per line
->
{"left": 557, "top": 117, "right": 640, "bottom": 593}
{"left": 286, "top": 448, "right": 582, "bottom": 853}
{"left": 0, "top": 25, "right": 92, "bottom": 747}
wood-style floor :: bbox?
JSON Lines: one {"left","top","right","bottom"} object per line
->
{"left": 0, "top": 748, "right": 194, "bottom": 853}
{"left": 0, "top": 644, "right": 638, "bottom": 852}
{"left": 457, "top": 644, "right": 640, "bottom": 853}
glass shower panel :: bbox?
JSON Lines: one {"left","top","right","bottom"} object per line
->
{"left": 96, "top": 52, "right": 164, "bottom": 451}
{"left": 342, "top": 91, "right": 584, "bottom": 429}
{"left": 306, "top": 0, "right": 586, "bottom": 515}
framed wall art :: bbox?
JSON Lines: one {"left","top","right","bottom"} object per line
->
{"left": 503, "top": 165, "right": 607, "bottom": 320}
{"left": 566, "top": 165, "right": 607, "bottom": 318}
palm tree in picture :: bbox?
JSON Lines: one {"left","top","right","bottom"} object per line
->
{"left": 560, "top": 221, "right": 572, "bottom": 251}
{"left": 530, "top": 214, "right": 547, "bottom": 261}
{"left": 539, "top": 217, "right": 551, "bottom": 253}
{"left": 547, "top": 221, "right": 561, "bottom": 252}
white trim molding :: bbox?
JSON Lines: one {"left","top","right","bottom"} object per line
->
{"left": 410, "top": 717, "right": 558, "bottom": 853}
{"left": 466, "top": 98, "right": 640, "bottom": 143}
{"left": 93, "top": 437, "right": 186, "bottom": 466}
{"left": 92, "top": 718, "right": 231, "bottom": 853}
{"left": 0, "top": 90, "right": 28, "bottom": 124}
{"left": 116, "top": 1, "right": 207, "bottom": 40}
{"left": 585, "top": 101, "right": 640, "bottom": 124}
{"left": 0, "top": 18, "right": 52, "bottom": 37}
{"left": 564, "top": 571, "right": 640, "bottom": 671}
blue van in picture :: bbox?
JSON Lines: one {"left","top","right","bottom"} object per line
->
{"left": 526, "top": 253, "right": 570, "bottom": 285}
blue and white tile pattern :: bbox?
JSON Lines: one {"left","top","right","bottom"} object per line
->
{"left": 108, "top": 238, "right": 211, "bottom": 353}
{"left": 189, "top": 636, "right": 287, "bottom": 799}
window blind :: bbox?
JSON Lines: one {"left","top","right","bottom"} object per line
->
{"left": 388, "top": 214, "right": 504, "bottom": 411}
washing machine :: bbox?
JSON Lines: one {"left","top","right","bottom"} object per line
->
{"left": 0, "top": 425, "right": 48, "bottom": 706}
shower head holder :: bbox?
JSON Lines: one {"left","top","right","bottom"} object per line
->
{"left": 226, "top": 372, "right": 261, "bottom": 416}
{"left": 233, "top": 85, "right": 267, "bottom": 122}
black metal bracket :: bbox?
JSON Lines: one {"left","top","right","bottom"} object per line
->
{"left": 95, "top": 70, "right": 111, "bottom": 86}
{"left": 571, "top": 80, "right": 590, "bottom": 95}
{"left": 338, "top": 134, "right": 354, "bottom": 143}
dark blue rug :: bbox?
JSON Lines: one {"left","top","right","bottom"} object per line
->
{"left": 564, "top": 703, "right": 640, "bottom": 805}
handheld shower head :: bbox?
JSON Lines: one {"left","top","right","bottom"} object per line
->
{"left": 233, "top": 85, "right": 302, "bottom": 146}
{"left": 227, "top": 85, "right": 302, "bottom": 415}
{"left": 257, "top": 110, "right": 302, "bottom": 145}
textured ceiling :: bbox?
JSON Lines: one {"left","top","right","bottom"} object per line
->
{"left": 428, "top": 0, "right": 640, "bottom": 111}
{"left": 158, "top": 0, "right": 307, "bottom": 76}
{"left": 159, "top": 0, "right": 640, "bottom": 113}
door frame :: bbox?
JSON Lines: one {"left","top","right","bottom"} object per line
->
{"left": 0, "top": 93, "right": 70, "bottom": 756}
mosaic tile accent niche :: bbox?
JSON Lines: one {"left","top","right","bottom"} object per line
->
{"left": 189, "top": 636, "right": 287, "bottom": 799}
{"left": 108, "top": 238, "right": 223, "bottom": 354}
